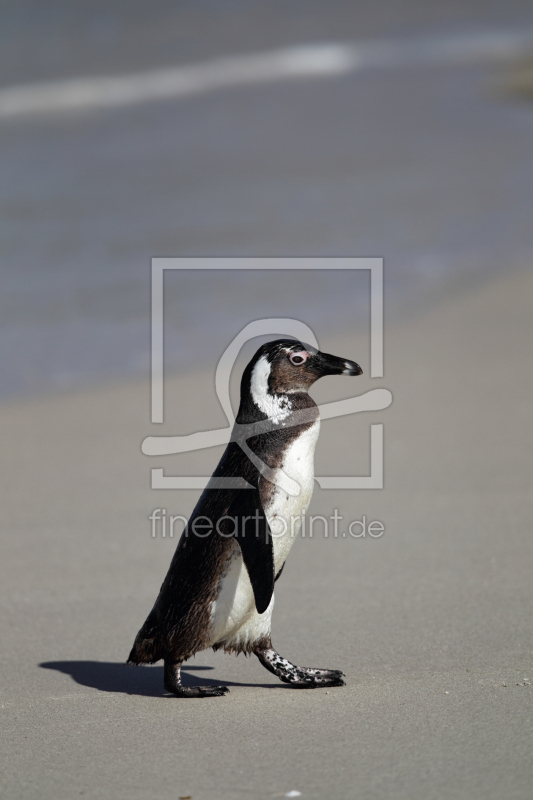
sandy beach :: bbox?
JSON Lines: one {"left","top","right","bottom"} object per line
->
{"left": 1, "top": 266, "right": 532, "bottom": 799}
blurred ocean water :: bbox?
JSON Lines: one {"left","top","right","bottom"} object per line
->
{"left": 1, "top": 1, "right": 533, "bottom": 400}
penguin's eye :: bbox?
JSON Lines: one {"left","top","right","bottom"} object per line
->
{"left": 289, "top": 351, "right": 308, "bottom": 366}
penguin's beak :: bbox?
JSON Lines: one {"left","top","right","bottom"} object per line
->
{"left": 312, "top": 350, "right": 363, "bottom": 377}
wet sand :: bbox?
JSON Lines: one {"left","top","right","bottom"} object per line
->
{"left": 1, "top": 267, "right": 532, "bottom": 799}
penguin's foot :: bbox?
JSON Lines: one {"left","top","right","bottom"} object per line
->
{"left": 164, "top": 660, "right": 229, "bottom": 698}
{"left": 168, "top": 685, "right": 230, "bottom": 698}
{"left": 254, "top": 646, "right": 345, "bottom": 689}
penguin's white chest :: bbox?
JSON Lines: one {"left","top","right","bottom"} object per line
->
{"left": 265, "top": 419, "right": 320, "bottom": 573}
{"left": 208, "top": 419, "right": 320, "bottom": 649}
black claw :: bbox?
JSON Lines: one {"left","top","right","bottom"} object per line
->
{"left": 167, "top": 684, "right": 230, "bottom": 698}
{"left": 280, "top": 673, "right": 346, "bottom": 689}
{"left": 198, "top": 685, "right": 229, "bottom": 697}
{"left": 316, "top": 669, "right": 344, "bottom": 677}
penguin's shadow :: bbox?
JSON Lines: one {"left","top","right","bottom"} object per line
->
{"left": 39, "top": 661, "right": 284, "bottom": 696}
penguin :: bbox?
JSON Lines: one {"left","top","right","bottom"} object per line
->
{"left": 128, "top": 339, "right": 362, "bottom": 696}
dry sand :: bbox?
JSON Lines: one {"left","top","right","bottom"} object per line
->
{"left": 1, "top": 268, "right": 532, "bottom": 799}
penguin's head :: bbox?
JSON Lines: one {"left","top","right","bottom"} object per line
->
{"left": 244, "top": 338, "right": 362, "bottom": 398}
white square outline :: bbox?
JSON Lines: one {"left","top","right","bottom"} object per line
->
{"left": 149, "top": 257, "right": 385, "bottom": 489}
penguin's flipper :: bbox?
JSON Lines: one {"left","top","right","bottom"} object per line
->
{"left": 226, "top": 488, "right": 274, "bottom": 615}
